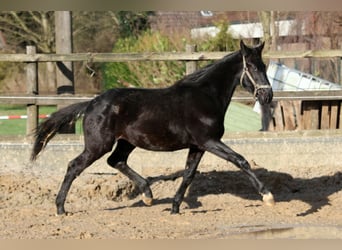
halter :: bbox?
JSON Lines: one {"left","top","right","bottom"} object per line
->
{"left": 240, "top": 55, "right": 272, "bottom": 98}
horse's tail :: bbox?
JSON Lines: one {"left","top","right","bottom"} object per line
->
{"left": 30, "top": 101, "right": 90, "bottom": 161}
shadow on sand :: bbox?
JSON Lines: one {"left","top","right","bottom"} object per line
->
{"left": 107, "top": 168, "right": 342, "bottom": 217}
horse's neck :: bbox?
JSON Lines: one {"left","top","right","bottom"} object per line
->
{"left": 200, "top": 53, "right": 242, "bottom": 111}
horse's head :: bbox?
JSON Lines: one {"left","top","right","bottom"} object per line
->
{"left": 239, "top": 40, "right": 273, "bottom": 105}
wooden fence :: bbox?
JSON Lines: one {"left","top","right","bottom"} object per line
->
{"left": 268, "top": 99, "right": 342, "bottom": 131}
{"left": 1, "top": 46, "right": 342, "bottom": 134}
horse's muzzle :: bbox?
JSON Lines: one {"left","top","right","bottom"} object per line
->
{"left": 256, "top": 87, "right": 273, "bottom": 105}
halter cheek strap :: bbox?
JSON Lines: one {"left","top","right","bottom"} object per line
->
{"left": 240, "top": 56, "right": 272, "bottom": 98}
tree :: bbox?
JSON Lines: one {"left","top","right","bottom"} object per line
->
{"left": 258, "top": 11, "right": 278, "bottom": 51}
{"left": 0, "top": 11, "right": 55, "bottom": 53}
{"left": 116, "top": 11, "right": 154, "bottom": 38}
{"left": 0, "top": 11, "right": 122, "bottom": 93}
{"left": 0, "top": 11, "right": 56, "bottom": 92}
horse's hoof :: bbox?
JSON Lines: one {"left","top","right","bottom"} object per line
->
{"left": 55, "top": 211, "right": 73, "bottom": 217}
{"left": 142, "top": 193, "right": 153, "bottom": 206}
{"left": 262, "top": 192, "right": 275, "bottom": 207}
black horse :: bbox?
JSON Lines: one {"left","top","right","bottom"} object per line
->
{"left": 31, "top": 40, "right": 274, "bottom": 215}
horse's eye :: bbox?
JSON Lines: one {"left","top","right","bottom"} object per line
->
{"left": 247, "top": 62, "right": 258, "bottom": 71}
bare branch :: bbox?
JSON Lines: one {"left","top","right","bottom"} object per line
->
{"left": 108, "top": 11, "right": 120, "bottom": 26}
{"left": 9, "top": 11, "right": 31, "bottom": 34}
{"left": 0, "top": 15, "right": 22, "bottom": 29}
{"left": 0, "top": 26, "right": 38, "bottom": 43}
{"left": 28, "top": 11, "right": 43, "bottom": 25}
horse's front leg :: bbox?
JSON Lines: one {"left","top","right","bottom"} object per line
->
{"left": 202, "top": 139, "right": 275, "bottom": 206}
{"left": 171, "top": 147, "right": 204, "bottom": 214}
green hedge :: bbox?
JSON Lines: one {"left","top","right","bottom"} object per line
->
{"left": 103, "top": 22, "right": 239, "bottom": 90}
{"left": 103, "top": 30, "right": 185, "bottom": 89}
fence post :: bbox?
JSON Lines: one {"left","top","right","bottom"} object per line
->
{"left": 186, "top": 44, "right": 197, "bottom": 75}
{"left": 26, "top": 45, "right": 38, "bottom": 136}
{"left": 55, "top": 11, "right": 75, "bottom": 133}
{"left": 339, "top": 56, "right": 342, "bottom": 85}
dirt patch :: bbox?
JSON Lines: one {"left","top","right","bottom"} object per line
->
{"left": 1, "top": 161, "right": 342, "bottom": 239}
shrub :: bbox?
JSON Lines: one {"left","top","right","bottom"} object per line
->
{"left": 103, "top": 30, "right": 185, "bottom": 89}
{"left": 103, "top": 22, "right": 238, "bottom": 90}
{"left": 197, "top": 21, "right": 239, "bottom": 52}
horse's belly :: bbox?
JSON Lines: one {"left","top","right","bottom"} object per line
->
{"left": 137, "top": 141, "right": 188, "bottom": 152}
{"left": 120, "top": 123, "right": 189, "bottom": 151}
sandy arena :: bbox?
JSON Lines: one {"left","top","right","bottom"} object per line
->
{"left": 1, "top": 131, "right": 342, "bottom": 239}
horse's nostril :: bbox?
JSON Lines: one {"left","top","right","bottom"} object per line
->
{"left": 257, "top": 88, "right": 273, "bottom": 105}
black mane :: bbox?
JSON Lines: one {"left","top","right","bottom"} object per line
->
{"left": 175, "top": 50, "right": 241, "bottom": 86}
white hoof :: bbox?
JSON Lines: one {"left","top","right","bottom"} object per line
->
{"left": 55, "top": 211, "right": 73, "bottom": 217}
{"left": 262, "top": 192, "right": 275, "bottom": 207}
{"left": 142, "top": 193, "right": 153, "bottom": 206}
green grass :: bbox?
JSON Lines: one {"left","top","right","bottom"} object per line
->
{"left": 0, "top": 102, "right": 261, "bottom": 135}
{"left": 225, "top": 102, "right": 261, "bottom": 132}
{"left": 0, "top": 105, "right": 83, "bottom": 135}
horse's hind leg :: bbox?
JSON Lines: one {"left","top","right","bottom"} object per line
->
{"left": 56, "top": 151, "right": 97, "bottom": 215}
{"left": 107, "top": 139, "right": 153, "bottom": 206}
{"left": 56, "top": 125, "right": 115, "bottom": 214}
{"left": 56, "top": 146, "right": 112, "bottom": 215}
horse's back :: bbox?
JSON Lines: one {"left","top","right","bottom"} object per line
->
{"left": 83, "top": 86, "right": 224, "bottom": 151}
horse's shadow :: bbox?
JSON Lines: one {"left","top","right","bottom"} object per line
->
{"left": 109, "top": 168, "right": 342, "bottom": 217}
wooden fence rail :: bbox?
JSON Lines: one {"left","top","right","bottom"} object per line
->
{"left": 2, "top": 90, "right": 342, "bottom": 106}
{"left": 0, "top": 49, "right": 342, "bottom": 62}
{"left": 1, "top": 47, "right": 342, "bottom": 134}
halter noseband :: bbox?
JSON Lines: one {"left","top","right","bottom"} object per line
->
{"left": 240, "top": 55, "right": 272, "bottom": 98}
